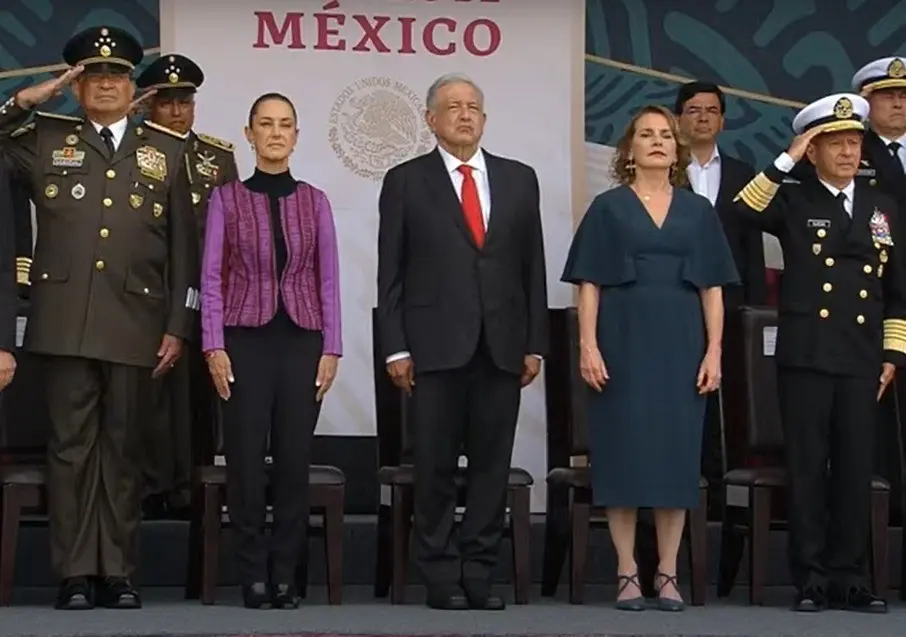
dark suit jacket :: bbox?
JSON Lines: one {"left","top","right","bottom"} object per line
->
{"left": 690, "top": 151, "right": 766, "bottom": 308}
{"left": 0, "top": 158, "right": 18, "bottom": 352}
{"left": 377, "top": 147, "right": 548, "bottom": 375}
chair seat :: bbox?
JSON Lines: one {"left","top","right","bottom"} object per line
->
{"left": 0, "top": 464, "right": 46, "bottom": 486}
{"left": 546, "top": 466, "right": 708, "bottom": 490}
{"left": 198, "top": 464, "right": 346, "bottom": 486}
{"left": 724, "top": 466, "right": 889, "bottom": 491}
{"left": 377, "top": 464, "right": 533, "bottom": 487}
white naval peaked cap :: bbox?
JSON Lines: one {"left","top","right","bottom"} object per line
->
{"left": 791, "top": 93, "right": 868, "bottom": 136}
{"left": 852, "top": 57, "right": 906, "bottom": 95}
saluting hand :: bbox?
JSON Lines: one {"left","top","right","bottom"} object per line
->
{"left": 580, "top": 345, "right": 608, "bottom": 392}
{"left": 878, "top": 362, "right": 896, "bottom": 401}
{"left": 787, "top": 127, "right": 825, "bottom": 163}
{"left": 207, "top": 349, "right": 234, "bottom": 401}
{"left": 15, "top": 65, "right": 84, "bottom": 109}
{"left": 316, "top": 354, "right": 339, "bottom": 402}
{"left": 152, "top": 334, "right": 182, "bottom": 378}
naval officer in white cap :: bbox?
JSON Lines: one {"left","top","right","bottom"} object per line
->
{"left": 733, "top": 93, "right": 906, "bottom": 614}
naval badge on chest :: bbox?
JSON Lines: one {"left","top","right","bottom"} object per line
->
{"left": 870, "top": 208, "right": 894, "bottom": 246}
{"left": 195, "top": 150, "right": 219, "bottom": 181}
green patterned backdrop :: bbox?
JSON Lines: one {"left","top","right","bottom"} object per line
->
{"left": 1, "top": 0, "right": 906, "bottom": 169}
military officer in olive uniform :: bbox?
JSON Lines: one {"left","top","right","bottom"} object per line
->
{"left": 135, "top": 53, "right": 238, "bottom": 519}
{"left": 0, "top": 26, "right": 198, "bottom": 610}
{"left": 734, "top": 94, "right": 906, "bottom": 613}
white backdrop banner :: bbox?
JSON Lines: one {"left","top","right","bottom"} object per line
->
{"left": 162, "top": 0, "right": 581, "bottom": 510}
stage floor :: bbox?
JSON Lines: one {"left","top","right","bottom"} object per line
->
{"left": 2, "top": 586, "right": 904, "bottom": 637}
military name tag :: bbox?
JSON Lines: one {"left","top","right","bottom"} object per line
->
{"left": 52, "top": 147, "right": 85, "bottom": 168}
{"left": 195, "top": 151, "right": 219, "bottom": 180}
{"left": 807, "top": 218, "right": 831, "bottom": 228}
{"left": 136, "top": 145, "right": 167, "bottom": 182}
{"left": 857, "top": 168, "right": 877, "bottom": 178}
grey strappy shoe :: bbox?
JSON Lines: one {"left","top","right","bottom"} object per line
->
{"left": 615, "top": 573, "right": 647, "bottom": 611}
{"left": 654, "top": 571, "right": 686, "bottom": 612}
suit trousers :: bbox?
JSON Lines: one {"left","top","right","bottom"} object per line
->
{"left": 42, "top": 355, "right": 151, "bottom": 580}
{"left": 410, "top": 337, "right": 522, "bottom": 587}
{"left": 777, "top": 367, "right": 875, "bottom": 591}
{"left": 221, "top": 314, "right": 322, "bottom": 585}
{"left": 143, "top": 342, "right": 217, "bottom": 507}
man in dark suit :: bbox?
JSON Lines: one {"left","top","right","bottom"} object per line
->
{"left": 377, "top": 73, "right": 548, "bottom": 611}
{"left": 135, "top": 54, "right": 239, "bottom": 519}
{"left": 673, "top": 81, "right": 767, "bottom": 521}
{"left": 0, "top": 26, "right": 198, "bottom": 609}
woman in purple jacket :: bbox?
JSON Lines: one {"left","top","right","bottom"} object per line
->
{"left": 200, "top": 92, "right": 342, "bottom": 609}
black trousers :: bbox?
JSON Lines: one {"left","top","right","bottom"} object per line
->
{"left": 42, "top": 356, "right": 151, "bottom": 579}
{"left": 777, "top": 367, "right": 876, "bottom": 591}
{"left": 410, "top": 339, "right": 522, "bottom": 587}
{"left": 221, "top": 316, "right": 323, "bottom": 585}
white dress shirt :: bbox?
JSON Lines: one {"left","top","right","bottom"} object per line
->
{"left": 818, "top": 178, "right": 855, "bottom": 216}
{"left": 90, "top": 117, "right": 128, "bottom": 151}
{"left": 877, "top": 132, "right": 906, "bottom": 172}
{"left": 386, "top": 146, "right": 494, "bottom": 364}
{"left": 686, "top": 146, "right": 722, "bottom": 206}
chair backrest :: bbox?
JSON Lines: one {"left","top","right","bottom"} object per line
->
{"left": 0, "top": 349, "right": 51, "bottom": 464}
{"left": 737, "top": 306, "right": 784, "bottom": 452}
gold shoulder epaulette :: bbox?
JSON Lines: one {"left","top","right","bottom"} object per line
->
{"left": 144, "top": 119, "right": 189, "bottom": 140}
{"left": 11, "top": 122, "right": 35, "bottom": 138}
{"left": 196, "top": 132, "right": 235, "bottom": 153}
{"left": 35, "top": 111, "right": 83, "bottom": 122}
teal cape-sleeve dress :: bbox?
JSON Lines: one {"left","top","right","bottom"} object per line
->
{"left": 561, "top": 185, "right": 740, "bottom": 508}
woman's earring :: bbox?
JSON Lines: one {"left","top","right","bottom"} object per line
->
{"left": 627, "top": 157, "right": 636, "bottom": 174}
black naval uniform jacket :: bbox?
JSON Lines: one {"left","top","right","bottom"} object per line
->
{"left": 0, "top": 96, "right": 199, "bottom": 368}
{"left": 733, "top": 161, "right": 906, "bottom": 376}
{"left": 184, "top": 131, "right": 239, "bottom": 246}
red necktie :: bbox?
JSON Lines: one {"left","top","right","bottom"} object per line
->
{"left": 457, "top": 164, "right": 485, "bottom": 247}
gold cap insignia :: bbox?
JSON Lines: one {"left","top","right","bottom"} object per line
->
{"left": 889, "top": 58, "right": 906, "bottom": 79}
{"left": 130, "top": 193, "right": 143, "bottom": 208}
{"left": 168, "top": 72, "right": 179, "bottom": 84}
{"left": 100, "top": 45, "right": 111, "bottom": 58}
{"left": 833, "top": 97, "right": 853, "bottom": 119}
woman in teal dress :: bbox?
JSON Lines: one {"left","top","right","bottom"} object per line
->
{"left": 562, "top": 105, "right": 739, "bottom": 611}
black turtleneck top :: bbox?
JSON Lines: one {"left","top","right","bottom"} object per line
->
{"left": 243, "top": 168, "right": 295, "bottom": 319}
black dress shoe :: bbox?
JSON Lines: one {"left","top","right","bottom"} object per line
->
{"left": 55, "top": 577, "right": 94, "bottom": 610}
{"left": 425, "top": 585, "right": 469, "bottom": 610}
{"left": 830, "top": 585, "right": 887, "bottom": 613}
{"left": 462, "top": 579, "right": 505, "bottom": 610}
{"left": 271, "top": 583, "right": 300, "bottom": 609}
{"left": 242, "top": 582, "right": 270, "bottom": 609}
{"left": 97, "top": 577, "right": 141, "bottom": 609}
{"left": 793, "top": 586, "right": 826, "bottom": 612}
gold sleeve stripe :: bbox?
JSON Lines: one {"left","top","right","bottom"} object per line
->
{"left": 734, "top": 173, "right": 779, "bottom": 212}
{"left": 15, "top": 257, "right": 32, "bottom": 265}
{"left": 883, "top": 318, "right": 906, "bottom": 354}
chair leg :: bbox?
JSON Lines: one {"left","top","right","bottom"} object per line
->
{"left": 509, "top": 485, "right": 531, "bottom": 605}
{"left": 323, "top": 485, "right": 345, "bottom": 605}
{"left": 541, "top": 483, "right": 570, "bottom": 597}
{"left": 374, "top": 503, "right": 393, "bottom": 598}
{"left": 184, "top": 483, "right": 203, "bottom": 599}
{"left": 717, "top": 506, "right": 746, "bottom": 598}
{"left": 568, "top": 490, "right": 590, "bottom": 605}
{"left": 870, "top": 487, "right": 889, "bottom": 599}
{"left": 200, "top": 484, "right": 222, "bottom": 605}
{"left": 390, "top": 485, "right": 412, "bottom": 604}
{"left": 0, "top": 484, "right": 25, "bottom": 606}
{"left": 748, "top": 486, "right": 771, "bottom": 606}
{"left": 687, "top": 485, "right": 708, "bottom": 606}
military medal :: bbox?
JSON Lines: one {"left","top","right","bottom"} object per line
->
{"left": 153, "top": 202, "right": 164, "bottom": 217}
{"left": 136, "top": 145, "right": 168, "bottom": 182}
{"left": 65, "top": 134, "right": 79, "bottom": 145}
{"left": 812, "top": 243, "right": 821, "bottom": 255}
{"left": 71, "top": 183, "right": 85, "bottom": 199}
{"left": 52, "top": 147, "right": 86, "bottom": 168}
{"left": 130, "top": 193, "right": 143, "bottom": 209}
{"left": 45, "top": 184, "right": 58, "bottom": 199}
{"left": 870, "top": 208, "right": 893, "bottom": 245}
{"left": 195, "top": 151, "right": 219, "bottom": 180}
{"left": 192, "top": 192, "right": 202, "bottom": 205}
{"left": 881, "top": 250, "right": 889, "bottom": 263}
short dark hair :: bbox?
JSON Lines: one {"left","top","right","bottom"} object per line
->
{"left": 248, "top": 92, "right": 297, "bottom": 127}
{"left": 674, "top": 81, "right": 725, "bottom": 115}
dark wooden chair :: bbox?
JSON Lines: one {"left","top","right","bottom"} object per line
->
{"left": 717, "top": 306, "right": 890, "bottom": 604}
{"left": 185, "top": 446, "right": 347, "bottom": 605}
{"left": 370, "top": 309, "right": 532, "bottom": 605}
{"left": 0, "top": 345, "right": 52, "bottom": 606}
{"left": 543, "top": 308, "right": 708, "bottom": 605}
